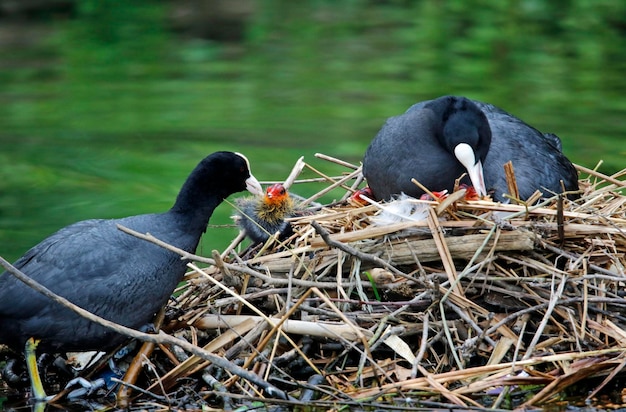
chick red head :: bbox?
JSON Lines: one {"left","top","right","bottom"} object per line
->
{"left": 458, "top": 183, "right": 480, "bottom": 201}
{"left": 419, "top": 190, "right": 449, "bottom": 201}
{"left": 265, "top": 183, "right": 289, "bottom": 206}
{"left": 351, "top": 187, "right": 374, "bottom": 205}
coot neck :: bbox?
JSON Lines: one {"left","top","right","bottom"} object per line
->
{"left": 169, "top": 171, "right": 226, "bottom": 235}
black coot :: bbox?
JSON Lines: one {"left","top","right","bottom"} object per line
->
{"left": 0, "top": 151, "right": 262, "bottom": 354}
{"left": 363, "top": 95, "right": 578, "bottom": 202}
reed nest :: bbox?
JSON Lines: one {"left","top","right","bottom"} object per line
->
{"left": 133, "top": 154, "right": 626, "bottom": 411}
{"left": 4, "top": 155, "right": 626, "bottom": 411}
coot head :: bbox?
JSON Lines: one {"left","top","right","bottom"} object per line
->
{"left": 429, "top": 96, "right": 491, "bottom": 196}
{"left": 350, "top": 187, "right": 374, "bottom": 205}
{"left": 265, "top": 183, "right": 290, "bottom": 207}
{"left": 173, "top": 152, "right": 262, "bottom": 216}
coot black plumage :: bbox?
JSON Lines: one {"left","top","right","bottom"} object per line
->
{"left": 363, "top": 96, "right": 490, "bottom": 201}
{"left": 470, "top": 99, "right": 579, "bottom": 201}
{"left": 235, "top": 183, "right": 295, "bottom": 244}
{"left": 363, "top": 95, "right": 578, "bottom": 202}
{"left": 0, "top": 151, "right": 262, "bottom": 354}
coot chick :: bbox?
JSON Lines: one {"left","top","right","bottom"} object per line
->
{"left": 418, "top": 185, "right": 479, "bottom": 201}
{"left": 363, "top": 95, "right": 578, "bottom": 202}
{"left": 349, "top": 187, "right": 374, "bottom": 206}
{"left": 0, "top": 152, "right": 262, "bottom": 391}
{"left": 235, "top": 183, "right": 295, "bottom": 244}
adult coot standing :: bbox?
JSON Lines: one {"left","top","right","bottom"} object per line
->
{"left": 0, "top": 151, "right": 262, "bottom": 398}
{"left": 363, "top": 95, "right": 578, "bottom": 202}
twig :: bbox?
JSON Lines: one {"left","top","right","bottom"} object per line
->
{"left": 115, "top": 308, "right": 165, "bottom": 407}
{"left": 445, "top": 301, "right": 496, "bottom": 348}
{"left": 110, "top": 378, "right": 169, "bottom": 402}
{"left": 116, "top": 224, "right": 369, "bottom": 289}
{"left": 504, "top": 161, "right": 520, "bottom": 201}
{"left": 310, "top": 220, "right": 415, "bottom": 282}
{"left": 522, "top": 271, "right": 568, "bottom": 360}
{"left": 300, "top": 166, "right": 362, "bottom": 207}
{"left": 314, "top": 153, "right": 360, "bottom": 170}
{"left": 411, "top": 311, "right": 430, "bottom": 378}
{"left": 539, "top": 240, "right": 622, "bottom": 277}
{"left": 0, "top": 255, "right": 290, "bottom": 401}
{"left": 283, "top": 156, "right": 306, "bottom": 189}
{"left": 575, "top": 163, "right": 626, "bottom": 188}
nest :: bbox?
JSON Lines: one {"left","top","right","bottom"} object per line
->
{"left": 8, "top": 155, "right": 625, "bottom": 410}
{"left": 132, "top": 154, "right": 625, "bottom": 410}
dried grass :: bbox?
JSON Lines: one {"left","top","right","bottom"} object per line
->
{"left": 126, "top": 154, "right": 625, "bottom": 410}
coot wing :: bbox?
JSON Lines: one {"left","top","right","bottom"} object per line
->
{"left": 473, "top": 101, "right": 578, "bottom": 200}
{"left": 0, "top": 216, "right": 185, "bottom": 351}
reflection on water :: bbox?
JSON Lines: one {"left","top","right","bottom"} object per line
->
{"left": 1, "top": 1, "right": 625, "bottom": 261}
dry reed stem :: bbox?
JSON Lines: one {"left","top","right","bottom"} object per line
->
{"left": 179, "top": 157, "right": 620, "bottom": 408}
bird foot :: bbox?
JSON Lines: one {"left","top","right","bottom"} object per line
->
{"left": 1, "top": 358, "right": 27, "bottom": 385}
{"left": 65, "top": 376, "right": 106, "bottom": 399}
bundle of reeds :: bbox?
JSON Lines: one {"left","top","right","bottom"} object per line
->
{"left": 128, "top": 154, "right": 625, "bottom": 410}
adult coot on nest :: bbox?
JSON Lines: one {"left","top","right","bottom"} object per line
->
{"left": 235, "top": 183, "right": 295, "bottom": 244}
{"left": 0, "top": 151, "right": 262, "bottom": 398}
{"left": 363, "top": 95, "right": 578, "bottom": 202}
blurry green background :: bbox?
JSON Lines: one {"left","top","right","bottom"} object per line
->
{"left": 1, "top": 0, "right": 625, "bottom": 262}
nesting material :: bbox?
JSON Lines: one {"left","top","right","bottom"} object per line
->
{"left": 4, "top": 155, "right": 626, "bottom": 410}
{"left": 153, "top": 155, "right": 626, "bottom": 410}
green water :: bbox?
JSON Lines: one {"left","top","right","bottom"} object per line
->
{"left": 1, "top": 0, "right": 625, "bottom": 262}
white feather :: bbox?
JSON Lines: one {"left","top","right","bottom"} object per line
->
{"left": 367, "top": 193, "right": 430, "bottom": 226}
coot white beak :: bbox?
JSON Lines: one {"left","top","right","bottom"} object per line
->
{"left": 454, "top": 143, "right": 487, "bottom": 197}
{"left": 245, "top": 174, "right": 263, "bottom": 196}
